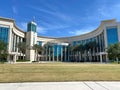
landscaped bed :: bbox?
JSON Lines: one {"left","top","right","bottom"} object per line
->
{"left": 16, "top": 59, "right": 30, "bottom": 62}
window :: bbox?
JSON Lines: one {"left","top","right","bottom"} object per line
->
{"left": 37, "top": 41, "right": 42, "bottom": 46}
{"left": 0, "top": 27, "right": 9, "bottom": 43}
{"left": 73, "top": 41, "right": 77, "bottom": 46}
{"left": 27, "top": 23, "right": 36, "bottom": 32}
{"left": 106, "top": 27, "right": 118, "bottom": 45}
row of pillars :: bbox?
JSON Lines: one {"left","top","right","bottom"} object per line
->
{"left": 45, "top": 46, "right": 67, "bottom": 62}
{"left": 70, "top": 52, "right": 108, "bottom": 63}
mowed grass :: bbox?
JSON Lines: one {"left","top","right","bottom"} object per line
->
{"left": 0, "top": 63, "right": 120, "bottom": 82}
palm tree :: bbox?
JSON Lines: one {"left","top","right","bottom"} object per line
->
{"left": 84, "top": 41, "right": 97, "bottom": 62}
{"left": 46, "top": 42, "right": 54, "bottom": 61}
{"left": 37, "top": 45, "right": 43, "bottom": 61}
{"left": 78, "top": 44, "right": 85, "bottom": 62}
{"left": 91, "top": 41, "right": 97, "bottom": 62}
{"left": 0, "top": 40, "right": 8, "bottom": 62}
{"left": 68, "top": 45, "right": 73, "bottom": 61}
{"left": 69, "top": 45, "right": 76, "bottom": 62}
{"left": 33, "top": 44, "right": 43, "bottom": 61}
{"left": 43, "top": 44, "right": 48, "bottom": 61}
{"left": 71, "top": 44, "right": 84, "bottom": 62}
{"left": 17, "top": 42, "right": 26, "bottom": 60}
{"left": 84, "top": 43, "right": 90, "bottom": 61}
{"left": 74, "top": 45, "right": 81, "bottom": 62}
{"left": 70, "top": 44, "right": 86, "bottom": 62}
{"left": 44, "top": 43, "right": 54, "bottom": 61}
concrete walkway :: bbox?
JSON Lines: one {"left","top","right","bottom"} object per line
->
{"left": 0, "top": 82, "right": 120, "bottom": 90}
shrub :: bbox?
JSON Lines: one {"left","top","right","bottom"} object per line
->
{"left": 16, "top": 59, "right": 30, "bottom": 62}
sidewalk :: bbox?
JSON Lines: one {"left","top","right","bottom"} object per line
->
{"left": 0, "top": 81, "right": 120, "bottom": 90}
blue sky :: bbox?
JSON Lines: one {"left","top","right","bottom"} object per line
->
{"left": 1, "top": 0, "right": 120, "bottom": 37}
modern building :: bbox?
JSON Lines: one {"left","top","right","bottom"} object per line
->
{"left": 0, "top": 17, "right": 120, "bottom": 63}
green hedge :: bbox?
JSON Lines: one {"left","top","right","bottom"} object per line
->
{"left": 0, "top": 59, "right": 7, "bottom": 63}
{"left": 32, "top": 61, "right": 39, "bottom": 63}
{"left": 16, "top": 59, "right": 30, "bottom": 62}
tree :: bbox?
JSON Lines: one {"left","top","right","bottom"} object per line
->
{"left": 84, "top": 41, "right": 97, "bottom": 62}
{"left": 71, "top": 41, "right": 97, "bottom": 62}
{"left": 33, "top": 44, "right": 43, "bottom": 61}
{"left": 107, "top": 43, "right": 120, "bottom": 64}
{"left": 44, "top": 42, "right": 54, "bottom": 61}
{"left": 71, "top": 45, "right": 80, "bottom": 62}
{"left": 70, "top": 44, "right": 85, "bottom": 62}
{"left": 69, "top": 45, "right": 76, "bottom": 62}
{"left": 78, "top": 44, "right": 85, "bottom": 62}
{"left": 0, "top": 40, "right": 8, "bottom": 62}
{"left": 17, "top": 42, "right": 26, "bottom": 60}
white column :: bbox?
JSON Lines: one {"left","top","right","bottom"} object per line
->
{"left": 72, "top": 51, "right": 74, "bottom": 61}
{"left": 106, "top": 54, "right": 108, "bottom": 63}
{"left": 104, "top": 26, "right": 108, "bottom": 49}
{"left": 57, "top": 46, "right": 59, "bottom": 62}
{"left": 46, "top": 46, "right": 47, "bottom": 61}
{"left": 65, "top": 46, "right": 67, "bottom": 62}
{"left": 61, "top": 46, "right": 63, "bottom": 62}
{"left": 89, "top": 49, "right": 92, "bottom": 62}
{"left": 68, "top": 49, "right": 70, "bottom": 62}
{"left": 99, "top": 35, "right": 101, "bottom": 52}
{"left": 100, "top": 54, "right": 102, "bottom": 63}
{"left": 7, "top": 55, "right": 10, "bottom": 63}
{"left": 97, "top": 47, "right": 99, "bottom": 61}
{"left": 84, "top": 50, "right": 86, "bottom": 62}
{"left": 49, "top": 47, "right": 50, "bottom": 61}
{"left": 16, "top": 36, "right": 19, "bottom": 60}
{"left": 14, "top": 54, "right": 16, "bottom": 63}
{"left": 117, "top": 23, "right": 120, "bottom": 42}
{"left": 8, "top": 28, "right": 13, "bottom": 53}
{"left": 14, "top": 35, "right": 16, "bottom": 52}
{"left": 53, "top": 46, "right": 54, "bottom": 62}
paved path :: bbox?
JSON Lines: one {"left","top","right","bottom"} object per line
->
{"left": 0, "top": 82, "right": 120, "bottom": 90}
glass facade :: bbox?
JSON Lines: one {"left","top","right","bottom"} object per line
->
{"left": 53, "top": 45, "right": 62, "bottom": 57}
{"left": 106, "top": 27, "right": 118, "bottom": 45}
{"left": 11, "top": 33, "right": 24, "bottom": 52}
{"left": 0, "top": 26, "right": 9, "bottom": 43}
{"left": 69, "top": 32, "right": 106, "bottom": 62}
{"left": 27, "top": 22, "right": 36, "bottom": 32}
{"left": 37, "top": 41, "right": 42, "bottom": 46}
{"left": 44, "top": 43, "right": 68, "bottom": 61}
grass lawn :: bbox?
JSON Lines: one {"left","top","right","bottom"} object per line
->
{"left": 0, "top": 63, "right": 120, "bottom": 82}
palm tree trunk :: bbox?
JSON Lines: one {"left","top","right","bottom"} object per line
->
{"left": 34, "top": 50, "right": 37, "bottom": 61}
{"left": 116, "top": 57, "right": 119, "bottom": 64}
{"left": 20, "top": 51, "right": 22, "bottom": 60}
{"left": 81, "top": 52, "right": 82, "bottom": 62}
{"left": 37, "top": 52, "right": 39, "bottom": 61}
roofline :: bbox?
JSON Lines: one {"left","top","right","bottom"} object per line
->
{"left": 0, "top": 17, "right": 117, "bottom": 39}
{"left": 37, "top": 19, "right": 117, "bottom": 39}
{"left": 0, "top": 16, "right": 25, "bottom": 33}
{"left": 0, "top": 17, "right": 14, "bottom": 22}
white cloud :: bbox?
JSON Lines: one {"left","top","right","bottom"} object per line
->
{"left": 69, "top": 26, "right": 96, "bottom": 36}
{"left": 19, "top": 22, "right": 27, "bottom": 31}
{"left": 97, "top": 4, "right": 120, "bottom": 19}
{"left": 47, "top": 25, "right": 69, "bottom": 30}
{"left": 38, "top": 20, "right": 70, "bottom": 30}
{"left": 98, "top": 7, "right": 110, "bottom": 17}
{"left": 12, "top": 6, "right": 18, "bottom": 14}
{"left": 37, "top": 25, "right": 69, "bottom": 34}
{"left": 30, "top": 6, "right": 71, "bottom": 22}
{"left": 18, "top": 21, "right": 69, "bottom": 34}
{"left": 37, "top": 26, "right": 46, "bottom": 34}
